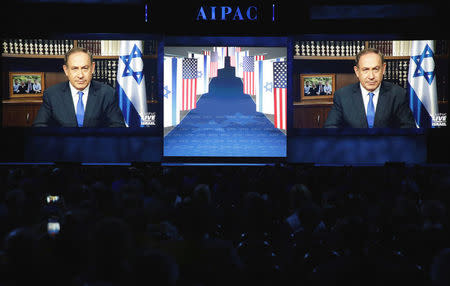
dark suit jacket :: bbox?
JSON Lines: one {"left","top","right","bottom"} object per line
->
{"left": 33, "top": 80, "right": 125, "bottom": 127}
{"left": 323, "top": 81, "right": 416, "bottom": 128}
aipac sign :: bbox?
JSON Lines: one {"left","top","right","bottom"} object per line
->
{"left": 196, "top": 5, "right": 259, "bottom": 21}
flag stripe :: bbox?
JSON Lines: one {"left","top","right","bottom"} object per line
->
{"left": 172, "top": 58, "right": 177, "bottom": 125}
{"left": 244, "top": 71, "right": 254, "bottom": 95}
{"left": 274, "top": 88, "right": 278, "bottom": 128}
{"left": 274, "top": 87, "right": 287, "bottom": 130}
{"left": 193, "top": 79, "right": 197, "bottom": 108}
{"left": 282, "top": 88, "right": 286, "bottom": 129}
{"left": 118, "top": 84, "right": 141, "bottom": 127}
{"left": 409, "top": 83, "right": 432, "bottom": 127}
{"left": 258, "top": 60, "right": 263, "bottom": 112}
{"left": 203, "top": 54, "right": 208, "bottom": 92}
{"left": 181, "top": 78, "right": 197, "bottom": 110}
{"left": 182, "top": 79, "right": 185, "bottom": 110}
{"left": 279, "top": 88, "right": 283, "bottom": 129}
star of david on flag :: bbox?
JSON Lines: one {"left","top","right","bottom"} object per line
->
{"left": 120, "top": 44, "right": 145, "bottom": 85}
{"left": 411, "top": 44, "right": 435, "bottom": 85}
{"left": 164, "top": 85, "right": 171, "bottom": 99}
{"left": 264, "top": 82, "right": 273, "bottom": 92}
{"left": 408, "top": 40, "right": 438, "bottom": 128}
{"left": 117, "top": 40, "right": 148, "bottom": 127}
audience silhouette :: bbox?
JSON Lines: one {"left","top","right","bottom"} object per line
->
{"left": 0, "top": 163, "right": 449, "bottom": 286}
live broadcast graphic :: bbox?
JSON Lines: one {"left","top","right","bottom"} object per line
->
{"left": 164, "top": 46, "right": 287, "bottom": 157}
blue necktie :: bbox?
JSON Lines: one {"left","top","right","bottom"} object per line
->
{"left": 367, "top": 92, "right": 375, "bottom": 128}
{"left": 76, "top": 91, "right": 84, "bottom": 127}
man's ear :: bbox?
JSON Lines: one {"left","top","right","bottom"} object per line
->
{"left": 63, "top": 65, "right": 68, "bottom": 77}
{"left": 353, "top": 65, "right": 359, "bottom": 79}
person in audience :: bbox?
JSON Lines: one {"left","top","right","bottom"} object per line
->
{"left": 134, "top": 249, "right": 179, "bottom": 286}
{"left": 85, "top": 217, "right": 134, "bottom": 286}
{"left": 431, "top": 248, "right": 450, "bottom": 286}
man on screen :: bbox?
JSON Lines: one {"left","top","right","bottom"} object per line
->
{"left": 33, "top": 47, "right": 125, "bottom": 127}
{"left": 324, "top": 48, "right": 416, "bottom": 128}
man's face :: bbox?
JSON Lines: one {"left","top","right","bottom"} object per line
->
{"left": 63, "top": 52, "right": 95, "bottom": 91}
{"left": 354, "top": 52, "right": 386, "bottom": 92}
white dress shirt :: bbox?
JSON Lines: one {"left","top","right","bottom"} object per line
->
{"left": 360, "top": 83, "right": 380, "bottom": 115}
{"left": 69, "top": 82, "right": 90, "bottom": 114}
{"left": 324, "top": 84, "right": 332, "bottom": 94}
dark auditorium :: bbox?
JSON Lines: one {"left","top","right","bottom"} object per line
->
{"left": 1, "top": 1, "right": 449, "bottom": 286}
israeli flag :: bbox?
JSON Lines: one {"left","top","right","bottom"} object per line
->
{"left": 117, "top": 40, "right": 148, "bottom": 127}
{"left": 192, "top": 53, "right": 210, "bottom": 95}
{"left": 163, "top": 56, "right": 182, "bottom": 128}
{"left": 408, "top": 40, "right": 438, "bottom": 128}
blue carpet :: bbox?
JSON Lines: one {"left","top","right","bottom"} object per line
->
{"left": 164, "top": 59, "right": 286, "bottom": 157}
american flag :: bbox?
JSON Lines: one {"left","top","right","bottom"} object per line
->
{"left": 202, "top": 50, "right": 211, "bottom": 56}
{"left": 255, "top": 55, "right": 265, "bottom": 61}
{"left": 210, "top": 51, "right": 218, "bottom": 78}
{"left": 182, "top": 58, "right": 198, "bottom": 111}
{"left": 273, "top": 61, "right": 287, "bottom": 130}
{"left": 243, "top": 55, "right": 255, "bottom": 95}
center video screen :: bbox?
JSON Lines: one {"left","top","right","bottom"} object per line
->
{"left": 163, "top": 46, "right": 287, "bottom": 157}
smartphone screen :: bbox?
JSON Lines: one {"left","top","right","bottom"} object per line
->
{"left": 46, "top": 195, "right": 60, "bottom": 204}
{"left": 47, "top": 221, "right": 60, "bottom": 236}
